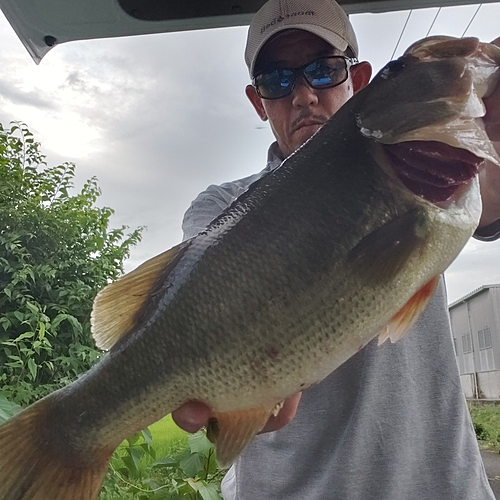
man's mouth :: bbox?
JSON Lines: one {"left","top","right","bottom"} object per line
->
{"left": 293, "top": 118, "right": 326, "bottom": 134}
{"left": 296, "top": 121, "right": 323, "bottom": 132}
{"left": 382, "top": 141, "right": 483, "bottom": 203}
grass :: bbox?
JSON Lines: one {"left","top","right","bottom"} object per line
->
{"left": 116, "top": 413, "right": 190, "bottom": 472}
{"left": 468, "top": 401, "right": 500, "bottom": 452}
{"left": 147, "top": 413, "right": 190, "bottom": 459}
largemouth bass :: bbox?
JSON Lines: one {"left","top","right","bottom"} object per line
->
{"left": 0, "top": 36, "right": 499, "bottom": 500}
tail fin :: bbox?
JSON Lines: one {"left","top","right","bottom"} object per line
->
{"left": 0, "top": 397, "right": 111, "bottom": 500}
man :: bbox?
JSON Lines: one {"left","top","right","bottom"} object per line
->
{"left": 174, "top": 0, "right": 500, "bottom": 498}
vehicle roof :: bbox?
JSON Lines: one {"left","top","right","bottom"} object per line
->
{"left": 0, "top": 0, "right": 497, "bottom": 63}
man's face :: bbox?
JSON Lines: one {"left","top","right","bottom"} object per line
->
{"left": 246, "top": 30, "right": 371, "bottom": 158}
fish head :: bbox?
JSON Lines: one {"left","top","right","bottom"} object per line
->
{"left": 353, "top": 36, "right": 500, "bottom": 205}
{"left": 356, "top": 36, "right": 500, "bottom": 158}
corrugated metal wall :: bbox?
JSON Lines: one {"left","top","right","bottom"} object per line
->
{"left": 449, "top": 286, "right": 500, "bottom": 398}
{"left": 450, "top": 301, "right": 474, "bottom": 374}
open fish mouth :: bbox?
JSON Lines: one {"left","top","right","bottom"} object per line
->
{"left": 382, "top": 141, "right": 484, "bottom": 203}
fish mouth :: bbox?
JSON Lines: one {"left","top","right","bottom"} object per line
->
{"left": 382, "top": 141, "right": 484, "bottom": 204}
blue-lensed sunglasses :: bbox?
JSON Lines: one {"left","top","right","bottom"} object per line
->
{"left": 252, "top": 56, "right": 358, "bottom": 100}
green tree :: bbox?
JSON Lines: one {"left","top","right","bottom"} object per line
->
{"left": 0, "top": 122, "right": 144, "bottom": 404}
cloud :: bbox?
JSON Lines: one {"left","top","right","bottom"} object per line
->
{"left": 0, "top": 78, "right": 55, "bottom": 109}
{"left": 445, "top": 238, "right": 500, "bottom": 303}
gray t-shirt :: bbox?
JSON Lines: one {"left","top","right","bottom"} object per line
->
{"left": 182, "top": 143, "right": 495, "bottom": 500}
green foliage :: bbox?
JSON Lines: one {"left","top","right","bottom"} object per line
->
{"left": 0, "top": 123, "right": 224, "bottom": 498}
{"left": 102, "top": 428, "right": 225, "bottom": 500}
{"left": 0, "top": 122, "right": 144, "bottom": 404}
{"left": 473, "top": 421, "right": 489, "bottom": 441}
{"left": 0, "top": 394, "right": 22, "bottom": 423}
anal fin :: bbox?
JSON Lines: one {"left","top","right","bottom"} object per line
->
{"left": 206, "top": 406, "right": 277, "bottom": 468}
{"left": 378, "top": 276, "right": 439, "bottom": 345}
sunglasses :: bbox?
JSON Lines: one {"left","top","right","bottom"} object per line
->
{"left": 252, "top": 56, "right": 358, "bottom": 100}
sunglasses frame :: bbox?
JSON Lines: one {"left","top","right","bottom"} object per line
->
{"left": 252, "top": 55, "right": 358, "bottom": 100}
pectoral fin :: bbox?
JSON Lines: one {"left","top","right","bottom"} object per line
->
{"left": 207, "top": 405, "right": 278, "bottom": 468}
{"left": 348, "top": 208, "right": 430, "bottom": 284}
{"left": 91, "top": 239, "right": 192, "bottom": 350}
{"left": 378, "top": 276, "right": 439, "bottom": 345}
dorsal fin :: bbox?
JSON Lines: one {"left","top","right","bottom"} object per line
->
{"left": 91, "top": 240, "right": 191, "bottom": 350}
{"left": 378, "top": 276, "right": 439, "bottom": 345}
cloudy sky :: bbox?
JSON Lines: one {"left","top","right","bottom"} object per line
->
{"left": 1, "top": 3, "right": 500, "bottom": 304}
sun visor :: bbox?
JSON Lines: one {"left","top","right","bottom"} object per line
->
{"left": 1, "top": 0, "right": 498, "bottom": 64}
{"left": 0, "top": 0, "right": 260, "bottom": 64}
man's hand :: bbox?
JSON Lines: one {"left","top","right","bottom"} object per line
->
{"left": 483, "top": 37, "right": 500, "bottom": 142}
{"left": 478, "top": 36, "right": 500, "bottom": 229}
{"left": 171, "top": 393, "right": 302, "bottom": 435}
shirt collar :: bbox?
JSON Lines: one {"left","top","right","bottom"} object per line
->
{"left": 265, "top": 141, "right": 285, "bottom": 172}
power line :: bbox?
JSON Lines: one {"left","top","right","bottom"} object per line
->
{"left": 426, "top": 7, "right": 442, "bottom": 37}
{"left": 461, "top": 4, "right": 482, "bottom": 37}
{"left": 391, "top": 10, "right": 413, "bottom": 60}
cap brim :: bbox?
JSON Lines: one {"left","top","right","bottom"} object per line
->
{"left": 250, "top": 24, "right": 350, "bottom": 75}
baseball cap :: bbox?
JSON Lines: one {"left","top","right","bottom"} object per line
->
{"left": 245, "top": 0, "right": 358, "bottom": 76}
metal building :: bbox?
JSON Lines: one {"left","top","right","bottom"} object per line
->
{"left": 449, "top": 284, "right": 500, "bottom": 399}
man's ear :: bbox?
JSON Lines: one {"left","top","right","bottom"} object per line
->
{"left": 351, "top": 61, "right": 372, "bottom": 94}
{"left": 246, "top": 84, "right": 268, "bottom": 121}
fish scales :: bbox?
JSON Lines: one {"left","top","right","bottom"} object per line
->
{"left": 0, "top": 36, "right": 499, "bottom": 500}
{"left": 44, "top": 120, "right": 405, "bottom": 446}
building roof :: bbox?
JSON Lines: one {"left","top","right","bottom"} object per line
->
{"left": 449, "top": 284, "right": 500, "bottom": 309}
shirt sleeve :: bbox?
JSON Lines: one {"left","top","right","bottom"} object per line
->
{"left": 473, "top": 218, "right": 500, "bottom": 242}
{"left": 181, "top": 172, "right": 266, "bottom": 241}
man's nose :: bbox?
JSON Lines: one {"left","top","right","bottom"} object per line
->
{"left": 291, "top": 77, "right": 319, "bottom": 107}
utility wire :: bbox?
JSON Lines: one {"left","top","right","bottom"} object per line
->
{"left": 425, "top": 7, "right": 442, "bottom": 37}
{"left": 390, "top": 10, "right": 413, "bottom": 60}
{"left": 461, "top": 4, "right": 482, "bottom": 37}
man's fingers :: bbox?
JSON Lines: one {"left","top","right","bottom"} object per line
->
{"left": 171, "top": 393, "right": 303, "bottom": 435}
{"left": 259, "top": 393, "right": 303, "bottom": 434}
{"left": 171, "top": 401, "right": 211, "bottom": 433}
{"left": 483, "top": 37, "right": 500, "bottom": 142}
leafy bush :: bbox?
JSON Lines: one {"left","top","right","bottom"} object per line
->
{"left": 0, "top": 122, "right": 143, "bottom": 404}
{"left": 0, "top": 122, "right": 225, "bottom": 499}
{"left": 0, "top": 394, "right": 22, "bottom": 423}
{"left": 102, "top": 428, "right": 224, "bottom": 500}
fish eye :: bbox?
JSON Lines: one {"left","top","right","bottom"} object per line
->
{"left": 380, "top": 59, "right": 407, "bottom": 79}
{"left": 387, "top": 59, "right": 407, "bottom": 73}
